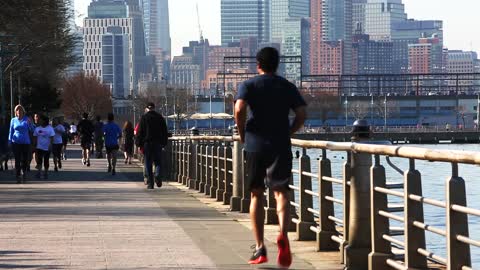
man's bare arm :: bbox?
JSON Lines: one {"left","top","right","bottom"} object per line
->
{"left": 234, "top": 99, "right": 248, "bottom": 143}
{"left": 290, "top": 106, "right": 307, "bottom": 136}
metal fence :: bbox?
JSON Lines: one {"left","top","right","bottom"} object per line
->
{"left": 166, "top": 134, "right": 479, "bottom": 270}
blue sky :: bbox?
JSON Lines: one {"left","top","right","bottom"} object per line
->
{"left": 74, "top": 0, "right": 480, "bottom": 57}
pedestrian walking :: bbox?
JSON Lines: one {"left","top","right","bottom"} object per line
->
{"left": 77, "top": 113, "right": 94, "bottom": 166}
{"left": 52, "top": 118, "right": 65, "bottom": 172}
{"left": 234, "top": 47, "right": 307, "bottom": 268}
{"left": 122, "top": 121, "right": 134, "bottom": 164}
{"left": 61, "top": 121, "right": 70, "bottom": 160}
{"left": 29, "top": 113, "right": 40, "bottom": 171}
{"left": 69, "top": 122, "right": 77, "bottom": 144}
{"left": 94, "top": 116, "right": 104, "bottom": 158}
{"left": 8, "top": 105, "right": 34, "bottom": 183}
{"left": 33, "top": 115, "right": 55, "bottom": 179}
{"left": 135, "top": 102, "right": 168, "bottom": 189}
{"left": 103, "top": 113, "right": 122, "bottom": 175}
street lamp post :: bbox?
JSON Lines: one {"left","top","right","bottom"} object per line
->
{"left": 344, "top": 97, "right": 348, "bottom": 127}
{"left": 384, "top": 95, "right": 387, "bottom": 131}
{"left": 370, "top": 95, "right": 374, "bottom": 127}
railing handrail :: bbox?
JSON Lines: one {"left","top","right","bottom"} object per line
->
{"left": 171, "top": 136, "right": 480, "bottom": 165}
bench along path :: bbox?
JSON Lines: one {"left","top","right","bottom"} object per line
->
{"left": 0, "top": 145, "right": 319, "bottom": 269}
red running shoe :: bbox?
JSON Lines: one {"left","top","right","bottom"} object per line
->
{"left": 277, "top": 235, "right": 292, "bottom": 268}
{"left": 248, "top": 245, "right": 268, "bottom": 264}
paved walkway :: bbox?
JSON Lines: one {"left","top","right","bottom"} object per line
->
{"left": 0, "top": 146, "right": 340, "bottom": 269}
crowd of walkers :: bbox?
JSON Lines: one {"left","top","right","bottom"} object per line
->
{"left": 0, "top": 104, "right": 167, "bottom": 187}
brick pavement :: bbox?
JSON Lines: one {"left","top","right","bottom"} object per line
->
{"left": 0, "top": 146, "right": 327, "bottom": 269}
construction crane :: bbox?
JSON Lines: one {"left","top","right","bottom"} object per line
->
{"left": 196, "top": 3, "right": 204, "bottom": 42}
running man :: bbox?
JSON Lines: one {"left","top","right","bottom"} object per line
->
{"left": 103, "top": 113, "right": 121, "bottom": 175}
{"left": 77, "top": 113, "right": 94, "bottom": 166}
{"left": 234, "top": 47, "right": 307, "bottom": 268}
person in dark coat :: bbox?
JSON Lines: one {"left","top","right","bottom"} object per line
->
{"left": 135, "top": 102, "right": 168, "bottom": 189}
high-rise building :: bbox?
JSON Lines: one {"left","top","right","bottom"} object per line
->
{"left": 221, "top": 0, "right": 270, "bottom": 45}
{"left": 141, "top": 0, "right": 171, "bottom": 80}
{"left": 352, "top": 0, "right": 367, "bottom": 34}
{"left": 270, "top": 0, "right": 310, "bottom": 43}
{"left": 310, "top": 0, "right": 353, "bottom": 75}
{"left": 102, "top": 27, "right": 130, "bottom": 98}
{"left": 353, "top": 33, "right": 393, "bottom": 74}
{"left": 364, "top": 0, "right": 407, "bottom": 41}
{"left": 281, "top": 18, "right": 302, "bottom": 83}
{"left": 170, "top": 55, "right": 201, "bottom": 95}
{"left": 65, "top": 26, "right": 84, "bottom": 78}
{"left": 83, "top": 0, "right": 135, "bottom": 97}
{"left": 447, "top": 51, "right": 478, "bottom": 74}
{"left": 391, "top": 20, "right": 443, "bottom": 73}
{"left": 83, "top": 0, "right": 148, "bottom": 97}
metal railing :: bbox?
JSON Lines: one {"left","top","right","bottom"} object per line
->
{"left": 167, "top": 134, "right": 479, "bottom": 270}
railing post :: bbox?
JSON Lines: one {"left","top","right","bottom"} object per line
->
{"left": 204, "top": 142, "right": 212, "bottom": 195}
{"left": 216, "top": 144, "right": 225, "bottom": 201}
{"left": 164, "top": 140, "right": 172, "bottom": 181}
{"left": 188, "top": 139, "right": 197, "bottom": 189}
{"left": 340, "top": 152, "right": 351, "bottom": 264}
{"left": 368, "top": 154, "right": 393, "bottom": 269}
{"left": 265, "top": 188, "right": 278, "bottom": 224}
{"left": 194, "top": 141, "right": 202, "bottom": 190}
{"left": 316, "top": 149, "right": 337, "bottom": 251}
{"left": 344, "top": 149, "right": 372, "bottom": 270}
{"left": 173, "top": 140, "right": 179, "bottom": 181}
{"left": 182, "top": 141, "right": 189, "bottom": 185}
{"left": 446, "top": 163, "right": 471, "bottom": 269}
{"left": 230, "top": 135, "right": 244, "bottom": 211}
{"left": 199, "top": 143, "right": 206, "bottom": 193}
{"left": 296, "top": 148, "right": 316, "bottom": 241}
{"left": 240, "top": 149, "right": 251, "bottom": 213}
{"left": 404, "top": 159, "right": 427, "bottom": 269}
{"left": 210, "top": 143, "right": 219, "bottom": 198}
{"left": 177, "top": 140, "right": 183, "bottom": 183}
{"left": 223, "top": 143, "right": 233, "bottom": 204}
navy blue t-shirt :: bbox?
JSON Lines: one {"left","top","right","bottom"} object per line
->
{"left": 235, "top": 74, "right": 306, "bottom": 152}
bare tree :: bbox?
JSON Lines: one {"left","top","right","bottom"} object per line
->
{"left": 348, "top": 100, "right": 370, "bottom": 120}
{"left": 61, "top": 73, "right": 112, "bottom": 120}
{"left": 303, "top": 92, "right": 342, "bottom": 124}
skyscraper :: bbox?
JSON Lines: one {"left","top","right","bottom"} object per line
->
{"left": 364, "top": 0, "right": 407, "bottom": 41}
{"left": 310, "top": 0, "right": 353, "bottom": 75}
{"left": 221, "top": 0, "right": 270, "bottom": 45}
{"left": 83, "top": 0, "right": 146, "bottom": 97}
{"left": 270, "top": 0, "right": 310, "bottom": 43}
{"left": 352, "top": 0, "right": 367, "bottom": 34}
{"left": 391, "top": 20, "right": 443, "bottom": 73}
{"left": 141, "top": 0, "right": 171, "bottom": 80}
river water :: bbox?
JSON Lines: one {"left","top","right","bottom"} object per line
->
{"left": 291, "top": 143, "right": 480, "bottom": 267}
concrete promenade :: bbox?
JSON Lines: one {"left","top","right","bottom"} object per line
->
{"left": 0, "top": 145, "right": 340, "bottom": 269}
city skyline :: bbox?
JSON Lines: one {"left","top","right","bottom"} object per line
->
{"left": 75, "top": 0, "right": 480, "bottom": 57}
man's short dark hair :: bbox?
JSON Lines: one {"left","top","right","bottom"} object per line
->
{"left": 146, "top": 102, "right": 155, "bottom": 110}
{"left": 82, "top": 112, "right": 88, "bottom": 119}
{"left": 107, "top": 113, "right": 114, "bottom": 121}
{"left": 256, "top": 47, "right": 280, "bottom": 73}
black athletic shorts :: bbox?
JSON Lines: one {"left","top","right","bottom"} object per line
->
{"left": 80, "top": 138, "right": 92, "bottom": 150}
{"left": 106, "top": 145, "right": 119, "bottom": 154}
{"left": 245, "top": 150, "right": 292, "bottom": 191}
